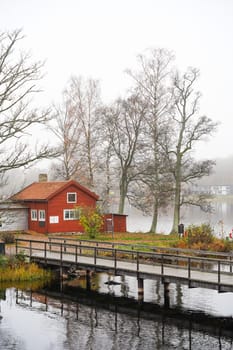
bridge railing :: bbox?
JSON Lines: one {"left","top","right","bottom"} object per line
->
{"left": 15, "top": 238, "right": 233, "bottom": 286}
{"left": 47, "top": 235, "right": 233, "bottom": 260}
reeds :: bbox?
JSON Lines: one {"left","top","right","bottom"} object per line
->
{"left": 0, "top": 254, "right": 52, "bottom": 282}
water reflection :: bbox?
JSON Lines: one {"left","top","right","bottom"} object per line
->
{"left": 92, "top": 273, "right": 233, "bottom": 317}
{"left": 0, "top": 279, "right": 51, "bottom": 292}
{"left": 7, "top": 287, "right": 233, "bottom": 350}
{"left": 0, "top": 274, "right": 233, "bottom": 349}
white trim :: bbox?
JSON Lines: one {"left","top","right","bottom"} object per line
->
{"left": 39, "top": 209, "right": 46, "bottom": 221}
{"left": 31, "top": 209, "right": 37, "bottom": 221}
{"left": 49, "top": 216, "right": 59, "bottom": 224}
{"left": 63, "top": 209, "right": 78, "bottom": 220}
{"left": 67, "top": 192, "right": 77, "bottom": 203}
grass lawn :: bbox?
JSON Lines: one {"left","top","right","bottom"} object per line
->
{"left": 72, "top": 231, "right": 233, "bottom": 252}
{"left": 12, "top": 229, "right": 233, "bottom": 253}
{"left": 74, "top": 232, "right": 179, "bottom": 248}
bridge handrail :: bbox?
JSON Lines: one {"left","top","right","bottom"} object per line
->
{"left": 15, "top": 238, "right": 233, "bottom": 269}
{"left": 14, "top": 238, "right": 233, "bottom": 292}
{"left": 47, "top": 235, "right": 233, "bottom": 259}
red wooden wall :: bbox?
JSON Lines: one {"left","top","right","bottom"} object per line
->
{"left": 103, "top": 214, "right": 127, "bottom": 233}
{"left": 25, "top": 183, "right": 127, "bottom": 234}
{"left": 27, "top": 184, "right": 97, "bottom": 234}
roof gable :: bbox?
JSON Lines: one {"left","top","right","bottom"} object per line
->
{"left": 11, "top": 180, "right": 99, "bottom": 201}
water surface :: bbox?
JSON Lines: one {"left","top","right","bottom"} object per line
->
{"left": 0, "top": 274, "right": 233, "bottom": 349}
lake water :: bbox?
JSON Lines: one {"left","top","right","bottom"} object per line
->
{"left": 1, "top": 198, "right": 233, "bottom": 349}
{"left": 127, "top": 199, "right": 233, "bottom": 236}
{"left": 0, "top": 273, "right": 233, "bottom": 350}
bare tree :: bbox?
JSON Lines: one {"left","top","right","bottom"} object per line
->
{"left": 0, "top": 29, "right": 57, "bottom": 176}
{"left": 50, "top": 76, "right": 102, "bottom": 188}
{"left": 96, "top": 106, "right": 119, "bottom": 213}
{"left": 129, "top": 147, "right": 173, "bottom": 231}
{"left": 166, "top": 67, "right": 218, "bottom": 233}
{"left": 104, "top": 94, "right": 147, "bottom": 214}
{"left": 126, "top": 48, "right": 174, "bottom": 232}
{"left": 49, "top": 93, "right": 83, "bottom": 181}
{"left": 68, "top": 76, "right": 101, "bottom": 187}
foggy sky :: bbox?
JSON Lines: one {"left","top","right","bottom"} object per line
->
{"left": 1, "top": 0, "right": 233, "bottom": 160}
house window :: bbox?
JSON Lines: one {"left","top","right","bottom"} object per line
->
{"left": 31, "top": 209, "right": 37, "bottom": 221}
{"left": 67, "top": 192, "right": 77, "bottom": 203}
{"left": 63, "top": 209, "right": 79, "bottom": 220}
{"left": 39, "top": 210, "right": 46, "bottom": 221}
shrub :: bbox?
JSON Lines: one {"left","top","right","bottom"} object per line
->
{"left": 191, "top": 242, "right": 209, "bottom": 250}
{"left": 0, "top": 254, "right": 8, "bottom": 267}
{"left": 77, "top": 206, "right": 104, "bottom": 239}
{"left": 175, "top": 238, "right": 188, "bottom": 249}
{"left": 186, "top": 223, "right": 214, "bottom": 247}
{"left": 210, "top": 239, "right": 231, "bottom": 252}
{"left": 0, "top": 231, "right": 15, "bottom": 243}
{"left": 15, "top": 250, "right": 27, "bottom": 264}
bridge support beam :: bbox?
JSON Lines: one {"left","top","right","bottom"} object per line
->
{"left": 164, "top": 282, "right": 170, "bottom": 308}
{"left": 137, "top": 278, "right": 144, "bottom": 302}
{"left": 86, "top": 270, "right": 91, "bottom": 291}
{"left": 59, "top": 266, "right": 64, "bottom": 292}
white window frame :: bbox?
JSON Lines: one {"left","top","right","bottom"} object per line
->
{"left": 39, "top": 210, "right": 46, "bottom": 221}
{"left": 63, "top": 209, "right": 79, "bottom": 220}
{"left": 31, "top": 209, "right": 37, "bottom": 221}
{"left": 67, "top": 192, "right": 77, "bottom": 203}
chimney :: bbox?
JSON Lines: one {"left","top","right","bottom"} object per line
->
{"left": 39, "top": 173, "right": 48, "bottom": 182}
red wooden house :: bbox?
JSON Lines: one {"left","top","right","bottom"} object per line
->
{"left": 11, "top": 179, "right": 99, "bottom": 234}
{"left": 10, "top": 178, "right": 127, "bottom": 234}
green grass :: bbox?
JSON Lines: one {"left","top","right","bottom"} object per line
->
{"left": 70, "top": 230, "right": 233, "bottom": 253}
{"left": 74, "top": 232, "right": 179, "bottom": 248}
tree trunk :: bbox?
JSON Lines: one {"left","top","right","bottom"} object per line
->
{"left": 149, "top": 197, "right": 158, "bottom": 233}
{"left": 118, "top": 175, "right": 127, "bottom": 214}
{"left": 171, "top": 172, "right": 181, "bottom": 234}
{"left": 87, "top": 139, "right": 94, "bottom": 188}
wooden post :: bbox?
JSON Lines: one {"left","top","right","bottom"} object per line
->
{"left": 60, "top": 243, "right": 63, "bottom": 262}
{"left": 86, "top": 270, "right": 91, "bottom": 291}
{"left": 60, "top": 266, "right": 63, "bottom": 292}
{"left": 136, "top": 252, "right": 139, "bottom": 278}
{"left": 114, "top": 249, "right": 117, "bottom": 274}
{"left": 75, "top": 245, "right": 78, "bottom": 264}
{"left": 188, "top": 257, "right": 191, "bottom": 280}
{"left": 29, "top": 240, "right": 32, "bottom": 262}
{"left": 44, "top": 241, "right": 47, "bottom": 264}
{"left": 60, "top": 243, "right": 63, "bottom": 292}
{"left": 94, "top": 247, "right": 97, "bottom": 265}
{"left": 161, "top": 254, "right": 164, "bottom": 276}
{"left": 137, "top": 278, "right": 144, "bottom": 302}
{"left": 164, "top": 282, "right": 170, "bottom": 308}
{"left": 218, "top": 260, "right": 221, "bottom": 288}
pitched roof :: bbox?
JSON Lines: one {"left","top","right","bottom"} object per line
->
{"left": 11, "top": 180, "right": 99, "bottom": 201}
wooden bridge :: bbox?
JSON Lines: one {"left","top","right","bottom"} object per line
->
{"left": 15, "top": 237, "right": 233, "bottom": 300}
